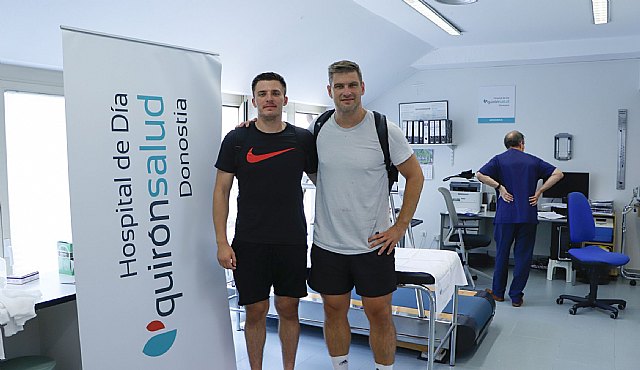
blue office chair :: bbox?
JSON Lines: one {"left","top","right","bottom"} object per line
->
{"left": 556, "top": 192, "right": 630, "bottom": 319}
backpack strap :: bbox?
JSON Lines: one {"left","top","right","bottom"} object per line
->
{"left": 233, "top": 125, "right": 250, "bottom": 169}
{"left": 313, "top": 109, "right": 335, "bottom": 139}
{"left": 314, "top": 109, "right": 397, "bottom": 194}
{"left": 373, "top": 111, "right": 398, "bottom": 193}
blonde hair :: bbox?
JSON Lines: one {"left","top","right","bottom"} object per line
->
{"left": 328, "top": 60, "right": 362, "bottom": 84}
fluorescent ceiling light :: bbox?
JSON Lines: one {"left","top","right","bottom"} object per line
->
{"left": 435, "top": 0, "right": 477, "bottom": 4}
{"left": 403, "top": 0, "right": 462, "bottom": 36}
{"left": 592, "top": 0, "right": 609, "bottom": 25}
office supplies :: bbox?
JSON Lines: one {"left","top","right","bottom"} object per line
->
{"left": 590, "top": 200, "right": 614, "bottom": 215}
{"left": 6, "top": 270, "right": 39, "bottom": 285}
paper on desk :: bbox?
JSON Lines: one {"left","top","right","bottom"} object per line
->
{"left": 538, "top": 211, "right": 565, "bottom": 220}
{"left": 540, "top": 202, "right": 566, "bottom": 209}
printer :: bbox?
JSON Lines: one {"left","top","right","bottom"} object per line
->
{"left": 449, "top": 180, "right": 482, "bottom": 214}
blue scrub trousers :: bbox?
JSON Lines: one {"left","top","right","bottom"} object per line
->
{"left": 492, "top": 223, "right": 537, "bottom": 300}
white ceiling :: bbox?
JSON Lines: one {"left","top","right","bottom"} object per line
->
{"left": 1, "top": 0, "right": 639, "bottom": 105}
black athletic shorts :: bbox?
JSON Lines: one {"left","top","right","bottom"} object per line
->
{"left": 308, "top": 244, "right": 397, "bottom": 298}
{"left": 231, "top": 240, "right": 308, "bottom": 306}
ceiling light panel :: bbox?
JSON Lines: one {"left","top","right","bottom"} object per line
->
{"left": 435, "top": 0, "right": 477, "bottom": 4}
{"left": 403, "top": 0, "right": 462, "bottom": 36}
{"left": 592, "top": 0, "right": 609, "bottom": 25}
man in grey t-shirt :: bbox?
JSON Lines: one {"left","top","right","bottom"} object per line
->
{"left": 307, "top": 60, "right": 424, "bottom": 370}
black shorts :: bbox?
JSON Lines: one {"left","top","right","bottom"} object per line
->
{"left": 232, "top": 240, "right": 308, "bottom": 306}
{"left": 308, "top": 244, "right": 397, "bottom": 298}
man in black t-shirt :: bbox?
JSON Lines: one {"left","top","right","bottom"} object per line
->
{"left": 213, "top": 72, "right": 317, "bottom": 370}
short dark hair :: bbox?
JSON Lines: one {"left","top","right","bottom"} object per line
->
{"left": 504, "top": 130, "right": 525, "bottom": 149}
{"left": 328, "top": 60, "right": 363, "bottom": 84}
{"left": 251, "top": 72, "right": 286, "bottom": 96}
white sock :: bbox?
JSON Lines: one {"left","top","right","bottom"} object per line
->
{"left": 375, "top": 363, "right": 393, "bottom": 370}
{"left": 330, "top": 355, "right": 349, "bottom": 370}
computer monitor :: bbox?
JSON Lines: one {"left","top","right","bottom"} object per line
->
{"left": 542, "top": 171, "right": 589, "bottom": 201}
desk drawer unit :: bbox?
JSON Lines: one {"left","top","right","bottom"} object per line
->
{"left": 593, "top": 217, "right": 614, "bottom": 243}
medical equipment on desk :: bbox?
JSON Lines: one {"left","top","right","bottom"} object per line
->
{"left": 620, "top": 187, "right": 640, "bottom": 285}
{"left": 442, "top": 169, "right": 474, "bottom": 182}
{"left": 449, "top": 180, "right": 482, "bottom": 215}
{"left": 442, "top": 171, "right": 482, "bottom": 215}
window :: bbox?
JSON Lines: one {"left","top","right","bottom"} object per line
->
{"left": 221, "top": 105, "right": 241, "bottom": 139}
{"left": 3, "top": 91, "right": 71, "bottom": 272}
{"left": 220, "top": 96, "right": 246, "bottom": 242}
{"left": 295, "top": 112, "right": 319, "bottom": 128}
{"left": 291, "top": 102, "right": 325, "bottom": 129}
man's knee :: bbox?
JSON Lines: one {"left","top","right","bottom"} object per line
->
{"left": 322, "top": 294, "right": 351, "bottom": 319}
{"left": 362, "top": 295, "right": 393, "bottom": 324}
{"left": 245, "top": 300, "right": 269, "bottom": 322}
{"left": 275, "top": 297, "right": 300, "bottom": 321}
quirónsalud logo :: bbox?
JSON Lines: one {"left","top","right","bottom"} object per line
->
{"left": 143, "top": 320, "right": 177, "bottom": 357}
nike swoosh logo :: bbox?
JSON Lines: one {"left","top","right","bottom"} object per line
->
{"left": 246, "top": 147, "right": 295, "bottom": 163}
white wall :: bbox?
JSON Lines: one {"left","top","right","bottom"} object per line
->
{"left": 370, "top": 59, "right": 640, "bottom": 269}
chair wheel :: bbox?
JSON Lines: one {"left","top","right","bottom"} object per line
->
{"left": 631, "top": 280, "right": 637, "bottom": 286}
{"left": 610, "top": 312, "right": 618, "bottom": 319}
{"left": 618, "top": 304, "right": 626, "bottom": 310}
{"left": 556, "top": 298, "right": 563, "bottom": 305}
{"left": 569, "top": 307, "right": 577, "bottom": 315}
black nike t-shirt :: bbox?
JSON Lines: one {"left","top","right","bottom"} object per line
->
{"left": 215, "top": 123, "right": 318, "bottom": 244}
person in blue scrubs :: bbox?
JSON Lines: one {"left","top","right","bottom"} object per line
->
{"left": 476, "top": 131, "right": 563, "bottom": 307}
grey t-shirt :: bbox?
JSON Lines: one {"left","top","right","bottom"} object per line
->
{"left": 313, "top": 110, "right": 413, "bottom": 255}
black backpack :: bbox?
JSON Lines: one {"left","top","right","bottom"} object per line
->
{"left": 314, "top": 109, "right": 398, "bottom": 193}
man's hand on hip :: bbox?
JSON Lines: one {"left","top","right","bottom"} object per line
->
{"left": 368, "top": 224, "right": 405, "bottom": 255}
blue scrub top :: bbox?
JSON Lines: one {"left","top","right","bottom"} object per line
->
{"left": 479, "top": 148, "right": 556, "bottom": 224}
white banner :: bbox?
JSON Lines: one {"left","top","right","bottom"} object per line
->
{"left": 62, "top": 27, "right": 236, "bottom": 369}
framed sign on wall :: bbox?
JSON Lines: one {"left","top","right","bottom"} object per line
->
{"left": 399, "top": 100, "right": 448, "bottom": 123}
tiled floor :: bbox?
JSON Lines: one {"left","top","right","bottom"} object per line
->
{"left": 231, "top": 267, "right": 640, "bottom": 369}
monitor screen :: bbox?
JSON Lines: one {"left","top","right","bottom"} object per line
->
{"left": 542, "top": 171, "right": 589, "bottom": 200}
